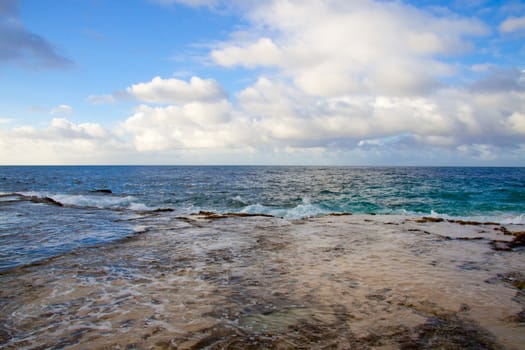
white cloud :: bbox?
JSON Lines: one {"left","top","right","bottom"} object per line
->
{"left": 211, "top": 0, "right": 486, "bottom": 96}
{"left": 504, "top": 112, "right": 525, "bottom": 134}
{"left": 0, "top": 118, "right": 128, "bottom": 164}
{"left": 120, "top": 100, "right": 259, "bottom": 152}
{"left": 236, "top": 77, "right": 457, "bottom": 144}
{"left": 13, "top": 118, "right": 109, "bottom": 140}
{"left": 3, "top": 85, "right": 525, "bottom": 164}
{"left": 4, "top": 0, "right": 525, "bottom": 165}
{"left": 211, "top": 38, "right": 282, "bottom": 68}
{"left": 50, "top": 104, "right": 73, "bottom": 115}
{"left": 500, "top": 15, "right": 525, "bottom": 33}
{"left": 127, "top": 76, "right": 226, "bottom": 104}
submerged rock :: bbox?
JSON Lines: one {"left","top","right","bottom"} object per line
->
{"left": 490, "top": 230, "right": 525, "bottom": 251}
{"left": 403, "top": 315, "right": 504, "bottom": 350}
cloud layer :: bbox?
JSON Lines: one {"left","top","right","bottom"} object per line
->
{"left": 1, "top": 0, "right": 525, "bottom": 165}
{"left": 211, "top": 0, "right": 486, "bottom": 96}
{"left": 0, "top": 118, "right": 127, "bottom": 164}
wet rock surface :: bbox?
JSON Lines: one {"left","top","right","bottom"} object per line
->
{"left": 404, "top": 314, "right": 504, "bottom": 350}
{"left": 0, "top": 215, "right": 523, "bottom": 349}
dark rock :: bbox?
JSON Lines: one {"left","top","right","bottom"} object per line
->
{"left": 495, "top": 226, "right": 512, "bottom": 235}
{"left": 459, "top": 303, "right": 471, "bottom": 312}
{"left": 448, "top": 219, "right": 482, "bottom": 225}
{"left": 490, "top": 231, "right": 525, "bottom": 251}
{"left": 511, "top": 231, "right": 525, "bottom": 247}
{"left": 487, "top": 272, "right": 525, "bottom": 290}
{"left": 194, "top": 211, "right": 274, "bottom": 219}
{"left": 91, "top": 189, "right": 112, "bottom": 194}
{"left": 416, "top": 217, "right": 444, "bottom": 223}
{"left": 490, "top": 241, "right": 512, "bottom": 251}
{"left": 28, "top": 196, "right": 63, "bottom": 207}
{"left": 225, "top": 212, "right": 274, "bottom": 218}
{"left": 152, "top": 208, "right": 175, "bottom": 213}
{"left": 442, "top": 220, "right": 500, "bottom": 226}
{"left": 455, "top": 237, "right": 485, "bottom": 241}
{"left": 509, "top": 309, "right": 525, "bottom": 323}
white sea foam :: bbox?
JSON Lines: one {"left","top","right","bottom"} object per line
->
{"left": 425, "top": 210, "right": 525, "bottom": 225}
{"left": 128, "top": 202, "right": 155, "bottom": 211}
{"left": 241, "top": 203, "right": 272, "bottom": 215}
{"left": 241, "top": 199, "right": 329, "bottom": 219}
{"left": 19, "top": 191, "right": 152, "bottom": 211}
{"left": 53, "top": 194, "right": 138, "bottom": 209}
{"left": 232, "top": 195, "right": 247, "bottom": 204}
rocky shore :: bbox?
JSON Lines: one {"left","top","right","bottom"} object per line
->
{"left": 1, "top": 214, "right": 524, "bottom": 349}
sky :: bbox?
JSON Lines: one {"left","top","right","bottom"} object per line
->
{"left": 1, "top": 0, "right": 525, "bottom": 165}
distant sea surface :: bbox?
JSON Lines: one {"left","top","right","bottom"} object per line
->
{"left": 1, "top": 166, "right": 524, "bottom": 270}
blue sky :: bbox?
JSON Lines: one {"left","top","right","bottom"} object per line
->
{"left": 1, "top": 0, "right": 524, "bottom": 165}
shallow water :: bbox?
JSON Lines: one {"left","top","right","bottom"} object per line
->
{"left": 1, "top": 214, "right": 523, "bottom": 349}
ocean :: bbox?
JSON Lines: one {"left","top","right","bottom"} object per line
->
{"left": 1, "top": 166, "right": 525, "bottom": 349}
{"left": 1, "top": 166, "right": 524, "bottom": 271}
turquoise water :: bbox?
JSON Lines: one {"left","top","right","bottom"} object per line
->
{"left": 1, "top": 166, "right": 524, "bottom": 269}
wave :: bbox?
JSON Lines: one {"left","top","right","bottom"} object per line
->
{"left": 426, "top": 210, "right": 525, "bottom": 225}
{"left": 239, "top": 198, "right": 330, "bottom": 219}
{"left": 237, "top": 203, "right": 525, "bottom": 223}
{"left": 3, "top": 192, "right": 157, "bottom": 212}
{"left": 3, "top": 192, "right": 524, "bottom": 224}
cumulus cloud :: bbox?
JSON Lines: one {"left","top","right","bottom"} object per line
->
{"left": 211, "top": 0, "right": 486, "bottom": 96}
{"left": 13, "top": 118, "right": 109, "bottom": 140}
{"left": 235, "top": 77, "right": 455, "bottom": 145}
{"left": 0, "top": 0, "right": 72, "bottom": 69}
{"left": 127, "top": 76, "right": 226, "bottom": 104}
{"left": 120, "top": 100, "right": 260, "bottom": 152}
{"left": 116, "top": 72, "right": 525, "bottom": 162}
{"left": 500, "top": 15, "right": 525, "bottom": 33}
{"left": 0, "top": 118, "right": 128, "bottom": 164}
{"left": 4, "top": 0, "right": 525, "bottom": 165}
{"left": 504, "top": 112, "right": 525, "bottom": 134}
{"left": 211, "top": 38, "right": 282, "bottom": 68}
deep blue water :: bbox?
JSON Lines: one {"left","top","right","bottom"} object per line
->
{"left": 1, "top": 166, "right": 524, "bottom": 270}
